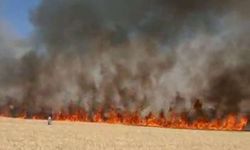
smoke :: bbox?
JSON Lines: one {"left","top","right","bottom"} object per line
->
{"left": 0, "top": 20, "right": 32, "bottom": 109}
{"left": 1, "top": 0, "right": 250, "bottom": 119}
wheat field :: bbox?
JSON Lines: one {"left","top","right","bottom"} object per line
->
{"left": 0, "top": 117, "right": 249, "bottom": 150}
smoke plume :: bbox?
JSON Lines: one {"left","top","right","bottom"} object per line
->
{"left": 1, "top": 0, "right": 250, "bottom": 119}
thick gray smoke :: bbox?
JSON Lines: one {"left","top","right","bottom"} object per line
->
{"left": 1, "top": 0, "right": 250, "bottom": 119}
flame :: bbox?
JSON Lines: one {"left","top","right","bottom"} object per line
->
{"left": 1, "top": 108, "right": 247, "bottom": 131}
{"left": 0, "top": 102, "right": 248, "bottom": 131}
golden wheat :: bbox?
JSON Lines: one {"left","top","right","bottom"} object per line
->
{"left": 0, "top": 117, "right": 249, "bottom": 150}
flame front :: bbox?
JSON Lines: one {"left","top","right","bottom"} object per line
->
{"left": 54, "top": 111, "right": 248, "bottom": 131}
{"left": 0, "top": 101, "right": 248, "bottom": 131}
{"left": 1, "top": 109, "right": 247, "bottom": 131}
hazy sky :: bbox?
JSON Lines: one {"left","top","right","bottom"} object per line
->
{"left": 0, "top": 0, "right": 40, "bottom": 38}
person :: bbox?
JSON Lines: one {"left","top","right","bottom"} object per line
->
{"left": 48, "top": 116, "right": 52, "bottom": 125}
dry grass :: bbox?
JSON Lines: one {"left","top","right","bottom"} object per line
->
{"left": 0, "top": 117, "right": 249, "bottom": 150}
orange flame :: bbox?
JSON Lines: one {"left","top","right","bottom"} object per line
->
{"left": 55, "top": 111, "right": 248, "bottom": 131}
{"left": 0, "top": 108, "right": 248, "bottom": 131}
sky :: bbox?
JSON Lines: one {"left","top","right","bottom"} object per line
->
{"left": 0, "top": 0, "right": 41, "bottom": 38}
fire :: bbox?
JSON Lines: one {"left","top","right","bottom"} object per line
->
{"left": 54, "top": 111, "right": 248, "bottom": 131}
{"left": 0, "top": 100, "right": 248, "bottom": 131}
{"left": 0, "top": 108, "right": 248, "bottom": 131}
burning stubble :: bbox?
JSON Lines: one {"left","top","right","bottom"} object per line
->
{"left": 0, "top": 0, "right": 249, "bottom": 130}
